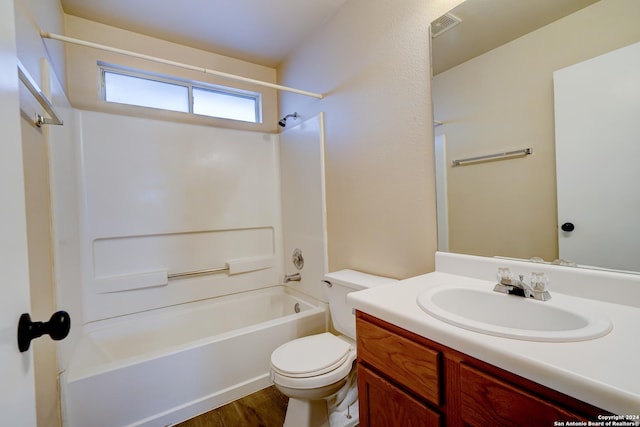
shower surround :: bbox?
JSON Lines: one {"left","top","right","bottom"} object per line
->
{"left": 53, "top": 110, "right": 329, "bottom": 425}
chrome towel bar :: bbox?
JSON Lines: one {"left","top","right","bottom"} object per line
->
{"left": 17, "top": 60, "right": 63, "bottom": 127}
{"left": 95, "top": 256, "right": 274, "bottom": 294}
{"left": 168, "top": 266, "right": 228, "bottom": 279}
{"left": 167, "top": 256, "right": 275, "bottom": 279}
{"left": 452, "top": 147, "right": 532, "bottom": 166}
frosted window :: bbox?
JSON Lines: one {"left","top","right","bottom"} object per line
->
{"left": 193, "top": 87, "right": 259, "bottom": 123}
{"left": 104, "top": 71, "right": 189, "bottom": 113}
{"left": 102, "top": 67, "right": 261, "bottom": 123}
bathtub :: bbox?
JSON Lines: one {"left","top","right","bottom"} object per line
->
{"left": 61, "top": 286, "right": 327, "bottom": 427}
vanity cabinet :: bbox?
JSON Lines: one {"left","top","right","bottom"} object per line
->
{"left": 359, "top": 366, "right": 442, "bottom": 426}
{"left": 356, "top": 312, "right": 609, "bottom": 427}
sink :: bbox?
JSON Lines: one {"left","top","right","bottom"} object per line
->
{"left": 416, "top": 286, "right": 612, "bottom": 342}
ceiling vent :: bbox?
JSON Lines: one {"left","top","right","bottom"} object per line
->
{"left": 431, "top": 13, "right": 462, "bottom": 37}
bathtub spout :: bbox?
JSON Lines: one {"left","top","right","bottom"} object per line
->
{"left": 284, "top": 273, "right": 301, "bottom": 283}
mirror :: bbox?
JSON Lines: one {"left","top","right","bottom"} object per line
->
{"left": 431, "top": 0, "right": 640, "bottom": 273}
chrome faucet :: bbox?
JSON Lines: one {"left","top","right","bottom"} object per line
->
{"left": 284, "top": 272, "right": 301, "bottom": 283}
{"left": 494, "top": 268, "right": 551, "bottom": 301}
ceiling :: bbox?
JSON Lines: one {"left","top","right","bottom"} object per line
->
{"left": 61, "top": 0, "right": 350, "bottom": 68}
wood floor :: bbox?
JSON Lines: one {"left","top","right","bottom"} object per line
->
{"left": 175, "top": 386, "right": 288, "bottom": 427}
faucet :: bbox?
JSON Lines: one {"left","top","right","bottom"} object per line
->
{"left": 494, "top": 268, "right": 551, "bottom": 301}
{"left": 284, "top": 272, "right": 301, "bottom": 283}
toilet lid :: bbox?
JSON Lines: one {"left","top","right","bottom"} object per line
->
{"left": 271, "top": 333, "right": 353, "bottom": 378}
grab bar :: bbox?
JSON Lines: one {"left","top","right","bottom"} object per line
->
{"left": 17, "top": 60, "right": 63, "bottom": 127}
{"left": 168, "top": 256, "right": 274, "bottom": 279}
{"left": 168, "top": 266, "right": 228, "bottom": 279}
{"left": 95, "top": 256, "right": 274, "bottom": 294}
{"left": 452, "top": 147, "right": 532, "bottom": 166}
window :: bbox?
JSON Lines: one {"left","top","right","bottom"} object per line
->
{"left": 192, "top": 87, "right": 258, "bottom": 122}
{"left": 101, "top": 67, "right": 261, "bottom": 123}
{"left": 104, "top": 71, "right": 189, "bottom": 113}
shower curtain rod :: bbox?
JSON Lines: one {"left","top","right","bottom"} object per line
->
{"left": 41, "top": 32, "right": 324, "bottom": 99}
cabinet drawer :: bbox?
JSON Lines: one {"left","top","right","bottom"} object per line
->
{"left": 356, "top": 316, "right": 441, "bottom": 406}
{"left": 460, "top": 363, "right": 585, "bottom": 426}
{"left": 359, "top": 365, "right": 441, "bottom": 427}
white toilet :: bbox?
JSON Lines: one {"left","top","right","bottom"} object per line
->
{"left": 270, "top": 269, "right": 396, "bottom": 427}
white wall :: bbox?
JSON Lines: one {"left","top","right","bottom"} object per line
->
{"left": 1, "top": 1, "right": 36, "bottom": 424}
{"left": 63, "top": 15, "right": 279, "bottom": 133}
{"left": 280, "top": 113, "right": 329, "bottom": 302}
{"left": 71, "top": 110, "right": 283, "bottom": 322}
{"left": 13, "top": 1, "right": 70, "bottom": 426}
{"left": 278, "top": 0, "right": 465, "bottom": 279}
{"left": 47, "top": 86, "right": 81, "bottom": 383}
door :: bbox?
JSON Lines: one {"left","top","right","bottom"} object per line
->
{"left": 554, "top": 41, "right": 640, "bottom": 271}
{"left": 0, "top": 1, "right": 38, "bottom": 425}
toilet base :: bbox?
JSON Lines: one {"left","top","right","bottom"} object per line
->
{"left": 283, "top": 398, "right": 329, "bottom": 427}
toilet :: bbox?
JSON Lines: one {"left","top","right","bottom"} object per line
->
{"left": 270, "top": 269, "right": 396, "bottom": 427}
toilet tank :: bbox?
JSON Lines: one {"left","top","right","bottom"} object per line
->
{"left": 323, "top": 269, "right": 397, "bottom": 339}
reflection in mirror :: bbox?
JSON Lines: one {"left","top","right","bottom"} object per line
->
{"left": 431, "top": 0, "right": 640, "bottom": 273}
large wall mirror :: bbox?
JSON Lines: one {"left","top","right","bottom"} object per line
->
{"left": 432, "top": 0, "right": 640, "bottom": 273}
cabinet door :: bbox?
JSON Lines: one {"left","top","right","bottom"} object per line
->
{"left": 460, "top": 364, "right": 586, "bottom": 426}
{"left": 358, "top": 365, "right": 441, "bottom": 427}
{"left": 356, "top": 316, "right": 441, "bottom": 405}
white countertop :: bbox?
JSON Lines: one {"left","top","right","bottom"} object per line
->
{"left": 347, "top": 271, "right": 640, "bottom": 415}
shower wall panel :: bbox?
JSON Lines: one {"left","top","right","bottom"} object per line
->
{"left": 76, "top": 110, "right": 282, "bottom": 321}
{"left": 279, "top": 113, "right": 329, "bottom": 303}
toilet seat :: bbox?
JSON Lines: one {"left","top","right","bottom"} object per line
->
{"left": 270, "top": 333, "right": 356, "bottom": 390}
{"left": 271, "top": 333, "right": 352, "bottom": 377}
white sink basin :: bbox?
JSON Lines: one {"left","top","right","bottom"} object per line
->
{"left": 416, "top": 286, "right": 612, "bottom": 342}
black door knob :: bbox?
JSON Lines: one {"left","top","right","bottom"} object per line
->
{"left": 17, "top": 311, "right": 70, "bottom": 352}
{"left": 561, "top": 222, "right": 575, "bottom": 232}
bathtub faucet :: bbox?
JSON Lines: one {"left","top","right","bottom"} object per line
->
{"left": 284, "top": 273, "right": 301, "bottom": 283}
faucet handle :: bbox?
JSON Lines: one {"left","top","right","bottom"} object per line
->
{"left": 496, "top": 267, "right": 513, "bottom": 285}
{"left": 529, "top": 272, "right": 549, "bottom": 292}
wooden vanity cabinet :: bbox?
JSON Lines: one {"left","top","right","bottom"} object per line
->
{"left": 359, "top": 366, "right": 442, "bottom": 427}
{"left": 356, "top": 311, "right": 609, "bottom": 427}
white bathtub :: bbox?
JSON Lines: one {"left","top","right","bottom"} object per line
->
{"left": 61, "top": 286, "right": 327, "bottom": 427}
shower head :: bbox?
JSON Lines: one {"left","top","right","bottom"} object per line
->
{"left": 278, "top": 112, "right": 298, "bottom": 127}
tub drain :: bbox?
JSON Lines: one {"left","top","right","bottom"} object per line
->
{"left": 294, "top": 303, "right": 301, "bottom": 313}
